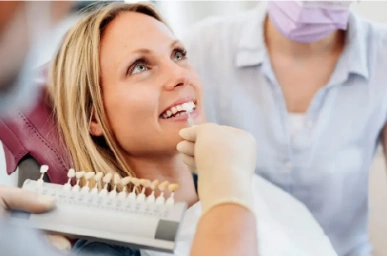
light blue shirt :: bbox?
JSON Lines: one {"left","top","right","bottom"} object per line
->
{"left": 183, "top": 4, "right": 387, "bottom": 256}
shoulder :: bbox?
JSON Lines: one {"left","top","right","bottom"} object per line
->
{"left": 351, "top": 13, "right": 387, "bottom": 51}
{"left": 182, "top": 8, "right": 257, "bottom": 54}
{"left": 182, "top": 8, "right": 260, "bottom": 78}
{"left": 347, "top": 13, "right": 387, "bottom": 83}
{"left": 347, "top": 14, "right": 387, "bottom": 114}
{"left": 72, "top": 239, "right": 141, "bottom": 256}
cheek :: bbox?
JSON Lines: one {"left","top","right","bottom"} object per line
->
{"left": 191, "top": 76, "right": 207, "bottom": 123}
{"left": 103, "top": 88, "right": 159, "bottom": 152}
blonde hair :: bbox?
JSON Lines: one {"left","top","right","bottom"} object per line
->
{"left": 48, "top": 2, "right": 167, "bottom": 187}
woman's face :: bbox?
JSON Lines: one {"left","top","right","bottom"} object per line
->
{"left": 96, "top": 11, "right": 205, "bottom": 156}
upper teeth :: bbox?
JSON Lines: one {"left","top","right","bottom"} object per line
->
{"left": 162, "top": 101, "right": 195, "bottom": 119}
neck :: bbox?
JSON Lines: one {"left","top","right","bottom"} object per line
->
{"left": 125, "top": 153, "right": 198, "bottom": 206}
{"left": 265, "top": 16, "right": 345, "bottom": 58}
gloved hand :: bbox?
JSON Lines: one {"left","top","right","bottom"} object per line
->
{"left": 0, "top": 185, "right": 71, "bottom": 252}
{"left": 177, "top": 123, "right": 257, "bottom": 215}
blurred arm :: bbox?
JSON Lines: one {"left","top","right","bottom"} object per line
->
{"left": 190, "top": 203, "right": 258, "bottom": 256}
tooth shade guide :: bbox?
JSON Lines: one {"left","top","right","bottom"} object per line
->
{"left": 31, "top": 169, "right": 180, "bottom": 205}
{"left": 16, "top": 178, "right": 188, "bottom": 254}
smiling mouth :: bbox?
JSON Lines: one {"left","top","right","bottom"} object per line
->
{"left": 160, "top": 101, "right": 196, "bottom": 119}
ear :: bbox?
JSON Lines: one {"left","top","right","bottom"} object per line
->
{"left": 89, "top": 109, "right": 103, "bottom": 137}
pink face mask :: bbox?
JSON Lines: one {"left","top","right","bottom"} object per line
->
{"left": 267, "top": 1, "right": 352, "bottom": 43}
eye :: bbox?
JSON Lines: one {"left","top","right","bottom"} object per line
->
{"left": 132, "top": 63, "right": 148, "bottom": 74}
{"left": 127, "top": 59, "right": 148, "bottom": 75}
{"left": 173, "top": 48, "right": 187, "bottom": 62}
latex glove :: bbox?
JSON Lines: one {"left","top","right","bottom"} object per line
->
{"left": 0, "top": 185, "right": 71, "bottom": 252}
{"left": 177, "top": 123, "right": 257, "bottom": 215}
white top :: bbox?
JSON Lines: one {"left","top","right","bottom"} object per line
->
{"left": 142, "top": 174, "right": 336, "bottom": 256}
{"left": 288, "top": 113, "right": 306, "bottom": 137}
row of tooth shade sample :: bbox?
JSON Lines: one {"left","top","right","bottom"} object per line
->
{"left": 37, "top": 165, "right": 179, "bottom": 205}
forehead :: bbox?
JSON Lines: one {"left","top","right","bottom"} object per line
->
{"left": 101, "top": 11, "right": 176, "bottom": 51}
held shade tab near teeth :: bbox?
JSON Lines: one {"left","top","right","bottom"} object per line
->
{"left": 162, "top": 101, "right": 195, "bottom": 119}
{"left": 182, "top": 103, "right": 195, "bottom": 126}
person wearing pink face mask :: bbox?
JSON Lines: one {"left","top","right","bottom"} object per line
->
{"left": 184, "top": 0, "right": 387, "bottom": 255}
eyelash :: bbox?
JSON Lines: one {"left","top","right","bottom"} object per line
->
{"left": 126, "top": 47, "right": 188, "bottom": 75}
{"left": 174, "top": 47, "right": 187, "bottom": 60}
{"left": 127, "top": 59, "right": 147, "bottom": 75}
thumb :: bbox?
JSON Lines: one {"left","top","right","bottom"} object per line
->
{"left": 0, "top": 186, "right": 56, "bottom": 214}
{"left": 179, "top": 125, "right": 199, "bottom": 142}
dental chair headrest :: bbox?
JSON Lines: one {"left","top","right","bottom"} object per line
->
{"left": 0, "top": 83, "right": 70, "bottom": 184}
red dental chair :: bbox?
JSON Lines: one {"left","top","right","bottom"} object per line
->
{"left": 0, "top": 82, "right": 71, "bottom": 187}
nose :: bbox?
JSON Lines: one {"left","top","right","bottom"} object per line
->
{"left": 162, "top": 61, "right": 190, "bottom": 91}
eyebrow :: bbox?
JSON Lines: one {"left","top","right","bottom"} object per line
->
{"left": 129, "top": 40, "right": 182, "bottom": 55}
{"left": 119, "top": 40, "right": 183, "bottom": 70}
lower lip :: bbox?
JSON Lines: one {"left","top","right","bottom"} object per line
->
{"left": 160, "top": 109, "right": 199, "bottom": 123}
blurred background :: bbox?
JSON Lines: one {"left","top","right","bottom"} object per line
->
{"left": 1, "top": 0, "right": 387, "bottom": 255}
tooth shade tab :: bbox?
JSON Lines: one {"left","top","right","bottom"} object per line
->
{"left": 161, "top": 101, "right": 195, "bottom": 119}
{"left": 182, "top": 102, "right": 194, "bottom": 113}
{"left": 40, "top": 165, "right": 49, "bottom": 173}
{"left": 67, "top": 169, "right": 76, "bottom": 178}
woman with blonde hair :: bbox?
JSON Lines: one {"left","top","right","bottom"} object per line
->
{"left": 48, "top": 2, "right": 335, "bottom": 256}
{"left": 48, "top": 2, "right": 259, "bottom": 255}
